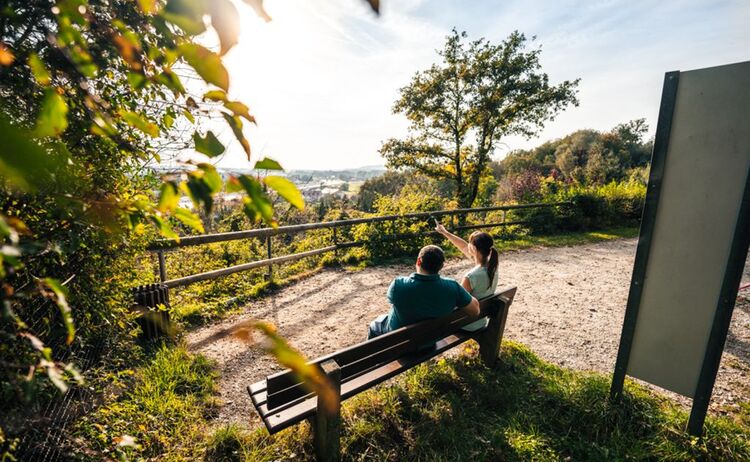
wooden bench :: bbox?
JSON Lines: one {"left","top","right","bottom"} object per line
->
{"left": 247, "top": 286, "right": 517, "bottom": 461}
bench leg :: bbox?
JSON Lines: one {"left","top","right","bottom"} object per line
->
{"left": 477, "top": 301, "right": 509, "bottom": 367}
{"left": 310, "top": 359, "right": 342, "bottom": 462}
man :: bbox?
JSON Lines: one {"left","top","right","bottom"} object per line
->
{"left": 368, "top": 245, "right": 480, "bottom": 339}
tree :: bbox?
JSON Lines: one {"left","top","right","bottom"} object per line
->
{"left": 357, "top": 170, "right": 411, "bottom": 211}
{"left": 381, "top": 29, "right": 579, "bottom": 209}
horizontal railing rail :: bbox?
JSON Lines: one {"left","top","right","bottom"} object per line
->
{"left": 147, "top": 202, "right": 570, "bottom": 250}
{"left": 137, "top": 202, "right": 569, "bottom": 297}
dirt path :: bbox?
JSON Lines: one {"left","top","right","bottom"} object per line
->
{"left": 186, "top": 238, "right": 750, "bottom": 427}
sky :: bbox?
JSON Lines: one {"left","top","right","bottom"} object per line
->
{"left": 196, "top": 0, "right": 750, "bottom": 171}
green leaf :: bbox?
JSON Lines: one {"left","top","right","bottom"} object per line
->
{"left": 238, "top": 175, "right": 274, "bottom": 224}
{"left": 222, "top": 113, "right": 250, "bottom": 158}
{"left": 137, "top": 0, "right": 159, "bottom": 14}
{"left": 127, "top": 72, "right": 147, "bottom": 90}
{"left": 197, "top": 163, "right": 223, "bottom": 193}
{"left": 155, "top": 69, "right": 186, "bottom": 94}
{"left": 224, "top": 101, "right": 255, "bottom": 123}
{"left": 119, "top": 110, "right": 159, "bottom": 137}
{"left": 264, "top": 175, "right": 304, "bottom": 209}
{"left": 178, "top": 44, "right": 229, "bottom": 91}
{"left": 162, "top": 0, "right": 207, "bottom": 35}
{"left": 0, "top": 116, "right": 62, "bottom": 192}
{"left": 45, "top": 361, "right": 69, "bottom": 393}
{"left": 157, "top": 182, "right": 179, "bottom": 212}
{"left": 163, "top": 113, "right": 175, "bottom": 129}
{"left": 203, "top": 89, "right": 227, "bottom": 102}
{"left": 182, "top": 109, "right": 195, "bottom": 124}
{"left": 151, "top": 215, "right": 179, "bottom": 240}
{"left": 174, "top": 207, "right": 204, "bottom": 233}
{"left": 209, "top": 0, "right": 241, "bottom": 56}
{"left": 28, "top": 53, "right": 51, "bottom": 85}
{"left": 34, "top": 89, "right": 68, "bottom": 137}
{"left": 43, "top": 278, "right": 74, "bottom": 345}
{"left": 231, "top": 320, "right": 339, "bottom": 415}
{"left": 193, "top": 131, "right": 225, "bottom": 157}
{"left": 254, "top": 158, "right": 283, "bottom": 170}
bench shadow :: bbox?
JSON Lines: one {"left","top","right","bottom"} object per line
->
{"left": 188, "top": 272, "right": 348, "bottom": 352}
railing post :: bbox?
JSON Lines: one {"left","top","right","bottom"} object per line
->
{"left": 332, "top": 227, "right": 339, "bottom": 258}
{"left": 157, "top": 251, "right": 167, "bottom": 283}
{"left": 502, "top": 210, "right": 507, "bottom": 224}
{"left": 265, "top": 236, "right": 273, "bottom": 281}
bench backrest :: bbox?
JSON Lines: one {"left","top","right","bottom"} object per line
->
{"left": 265, "top": 286, "right": 517, "bottom": 411}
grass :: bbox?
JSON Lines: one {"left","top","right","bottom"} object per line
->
{"left": 491, "top": 226, "right": 639, "bottom": 253}
{"left": 73, "top": 344, "right": 219, "bottom": 461}
{"left": 204, "top": 341, "right": 750, "bottom": 462}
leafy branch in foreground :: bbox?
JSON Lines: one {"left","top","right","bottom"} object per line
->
{"left": 0, "top": 0, "right": 377, "bottom": 415}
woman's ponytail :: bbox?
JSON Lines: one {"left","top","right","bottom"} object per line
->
{"left": 468, "top": 231, "right": 498, "bottom": 289}
{"left": 486, "top": 247, "right": 498, "bottom": 289}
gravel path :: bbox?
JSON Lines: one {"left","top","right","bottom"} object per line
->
{"left": 186, "top": 238, "right": 750, "bottom": 427}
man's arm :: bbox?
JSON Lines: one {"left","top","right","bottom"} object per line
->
{"left": 459, "top": 296, "right": 480, "bottom": 317}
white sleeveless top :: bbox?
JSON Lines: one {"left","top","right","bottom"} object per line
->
{"left": 462, "top": 265, "right": 499, "bottom": 332}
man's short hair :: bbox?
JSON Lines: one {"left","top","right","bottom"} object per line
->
{"left": 418, "top": 245, "right": 445, "bottom": 274}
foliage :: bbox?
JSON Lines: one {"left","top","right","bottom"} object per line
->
{"left": 351, "top": 184, "right": 448, "bottom": 261}
{"left": 209, "top": 341, "right": 750, "bottom": 462}
{"left": 510, "top": 179, "right": 647, "bottom": 235}
{"left": 381, "top": 29, "right": 579, "bottom": 209}
{"left": 0, "top": 0, "right": 380, "bottom": 455}
{"left": 356, "top": 170, "right": 412, "bottom": 212}
{"left": 501, "top": 119, "right": 652, "bottom": 185}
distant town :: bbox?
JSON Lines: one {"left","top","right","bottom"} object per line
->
{"left": 149, "top": 164, "right": 386, "bottom": 205}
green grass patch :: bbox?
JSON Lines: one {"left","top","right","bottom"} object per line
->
{"left": 73, "top": 344, "right": 218, "bottom": 461}
{"left": 492, "top": 226, "right": 639, "bottom": 253}
{"left": 206, "top": 341, "right": 749, "bottom": 461}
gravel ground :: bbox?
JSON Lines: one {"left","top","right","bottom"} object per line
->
{"left": 186, "top": 238, "right": 750, "bottom": 427}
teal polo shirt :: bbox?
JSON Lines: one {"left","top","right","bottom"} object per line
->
{"left": 386, "top": 272, "right": 473, "bottom": 331}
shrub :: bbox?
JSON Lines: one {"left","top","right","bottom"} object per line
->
{"left": 513, "top": 179, "right": 646, "bottom": 235}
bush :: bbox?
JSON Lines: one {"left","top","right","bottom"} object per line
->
{"left": 513, "top": 179, "right": 646, "bottom": 235}
{"left": 351, "top": 185, "right": 447, "bottom": 261}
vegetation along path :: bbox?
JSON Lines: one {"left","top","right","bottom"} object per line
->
{"left": 187, "top": 237, "right": 750, "bottom": 427}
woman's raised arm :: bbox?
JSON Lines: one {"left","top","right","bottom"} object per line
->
{"left": 435, "top": 223, "right": 472, "bottom": 259}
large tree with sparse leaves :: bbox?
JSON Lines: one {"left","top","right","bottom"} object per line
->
{"left": 381, "top": 29, "right": 580, "bottom": 209}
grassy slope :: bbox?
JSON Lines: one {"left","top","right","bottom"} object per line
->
{"left": 74, "top": 226, "right": 750, "bottom": 461}
{"left": 211, "top": 342, "right": 750, "bottom": 462}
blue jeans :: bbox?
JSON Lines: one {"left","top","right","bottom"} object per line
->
{"left": 367, "top": 314, "right": 390, "bottom": 339}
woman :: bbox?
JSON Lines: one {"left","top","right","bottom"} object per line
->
{"left": 435, "top": 223, "right": 499, "bottom": 331}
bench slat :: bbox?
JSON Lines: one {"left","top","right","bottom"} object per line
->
{"left": 262, "top": 332, "right": 471, "bottom": 433}
{"left": 266, "top": 336, "right": 415, "bottom": 410}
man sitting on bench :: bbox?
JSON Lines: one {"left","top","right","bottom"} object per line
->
{"left": 367, "top": 245, "right": 480, "bottom": 339}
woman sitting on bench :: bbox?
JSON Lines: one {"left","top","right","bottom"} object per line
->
{"left": 435, "top": 223, "right": 499, "bottom": 331}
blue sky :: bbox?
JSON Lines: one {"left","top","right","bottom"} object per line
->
{"left": 199, "top": 0, "right": 749, "bottom": 170}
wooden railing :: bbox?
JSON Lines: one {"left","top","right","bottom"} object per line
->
{"left": 140, "top": 202, "right": 568, "bottom": 294}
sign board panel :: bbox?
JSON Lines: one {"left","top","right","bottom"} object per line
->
{"left": 622, "top": 61, "right": 750, "bottom": 397}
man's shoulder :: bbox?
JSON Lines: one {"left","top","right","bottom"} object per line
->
{"left": 438, "top": 276, "right": 461, "bottom": 289}
{"left": 392, "top": 275, "right": 412, "bottom": 286}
